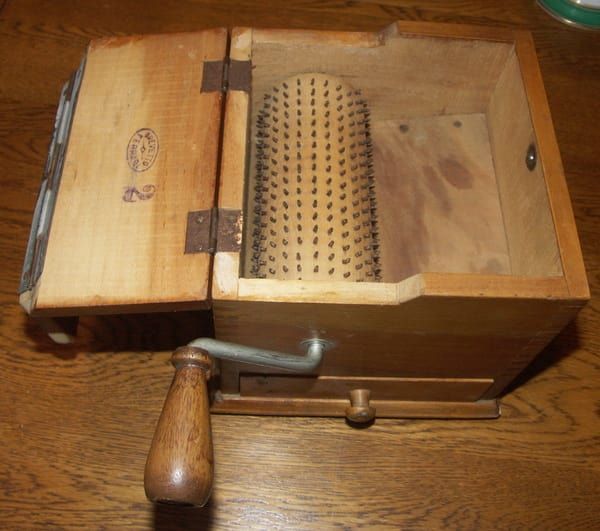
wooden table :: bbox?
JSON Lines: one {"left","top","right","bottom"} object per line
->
{"left": 1, "top": 1, "right": 598, "bottom": 528}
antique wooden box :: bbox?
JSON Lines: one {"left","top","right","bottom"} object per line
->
{"left": 19, "top": 21, "right": 588, "bottom": 505}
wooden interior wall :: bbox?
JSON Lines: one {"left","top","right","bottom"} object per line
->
{"left": 1, "top": 1, "right": 598, "bottom": 528}
{"left": 486, "top": 50, "right": 563, "bottom": 277}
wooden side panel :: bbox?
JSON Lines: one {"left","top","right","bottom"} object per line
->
{"left": 373, "top": 113, "right": 510, "bottom": 281}
{"left": 214, "top": 294, "right": 583, "bottom": 398}
{"left": 487, "top": 50, "right": 562, "bottom": 277}
{"left": 515, "top": 32, "right": 589, "bottom": 298}
{"left": 212, "top": 28, "right": 251, "bottom": 302}
{"left": 250, "top": 28, "right": 513, "bottom": 121}
{"left": 34, "top": 30, "right": 227, "bottom": 313}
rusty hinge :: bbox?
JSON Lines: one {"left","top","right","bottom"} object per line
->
{"left": 185, "top": 208, "right": 243, "bottom": 255}
{"left": 200, "top": 58, "right": 251, "bottom": 93}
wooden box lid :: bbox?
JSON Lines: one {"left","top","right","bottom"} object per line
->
{"left": 21, "top": 29, "right": 228, "bottom": 315}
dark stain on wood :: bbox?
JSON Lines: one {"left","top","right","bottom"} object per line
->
{"left": 423, "top": 164, "right": 451, "bottom": 215}
{"left": 482, "top": 258, "right": 504, "bottom": 274}
{"left": 439, "top": 156, "right": 474, "bottom": 189}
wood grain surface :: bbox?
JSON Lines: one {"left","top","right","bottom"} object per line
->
{"left": 373, "top": 113, "right": 511, "bottom": 280}
{"left": 0, "top": 1, "right": 598, "bottom": 529}
{"left": 33, "top": 30, "right": 226, "bottom": 314}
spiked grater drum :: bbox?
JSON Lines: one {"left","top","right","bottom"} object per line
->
{"left": 249, "top": 73, "right": 380, "bottom": 282}
{"left": 19, "top": 24, "right": 589, "bottom": 508}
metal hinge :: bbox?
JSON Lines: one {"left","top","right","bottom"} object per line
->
{"left": 200, "top": 58, "right": 251, "bottom": 93}
{"left": 185, "top": 208, "right": 243, "bottom": 255}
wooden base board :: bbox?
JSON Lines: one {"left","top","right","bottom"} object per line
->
{"left": 211, "top": 394, "right": 500, "bottom": 419}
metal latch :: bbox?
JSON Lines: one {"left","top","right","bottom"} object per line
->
{"left": 184, "top": 208, "right": 243, "bottom": 255}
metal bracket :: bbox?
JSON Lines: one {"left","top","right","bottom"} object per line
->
{"left": 200, "top": 59, "right": 251, "bottom": 93}
{"left": 184, "top": 208, "right": 242, "bottom": 255}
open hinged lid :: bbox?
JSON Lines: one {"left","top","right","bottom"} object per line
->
{"left": 20, "top": 29, "right": 229, "bottom": 316}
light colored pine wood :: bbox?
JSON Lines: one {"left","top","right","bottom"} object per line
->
{"left": 213, "top": 23, "right": 588, "bottom": 408}
{"left": 514, "top": 32, "right": 589, "bottom": 299}
{"left": 487, "top": 50, "right": 562, "bottom": 278}
{"left": 217, "top": 27, "right": 251, "bottom": 210}
{"left": 421, "top": 272, "right": 570, "bottom": 298}
{"left": 383, "top": 20, "right": 520, "bottom": 42}
{"left": 212, "top": 28, "right": 251, "bottom": 302}
{"left": 233, "top": 273, "right": 570, "bottom": 305}
{"left": 3, "top": 3, "right": 599, "bottom": 528}
{"left": 32, "top": 30, "right": 227, "bottom": 314}
{"left": 250, "top": 26, "right": 514, "bottom": 122}
{"left": 235, "top": 275, "right": 422, "bottom": 304}
{"left": 213, "top": 294, "right": 582, "bottom": 397}
{"left": 373, "top": 113, "right": 510, "bottom": 281}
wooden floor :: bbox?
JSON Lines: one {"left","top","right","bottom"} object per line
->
{"left": 1, "top": 1, "right": 599, "bottom": 529}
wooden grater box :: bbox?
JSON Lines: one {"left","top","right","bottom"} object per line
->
{"left": 20, "top": 22, "right": 589, "bottom": 419}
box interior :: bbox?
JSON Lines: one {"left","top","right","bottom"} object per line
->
{"left": 241, "top": 32, "right": 563, "bottom": 283}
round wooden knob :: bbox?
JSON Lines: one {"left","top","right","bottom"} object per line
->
{"left": 144, "top": 347, "right": 214, "bottom": 506}
{"left": 345, "top": 389, "right": 376, "bottom": 423}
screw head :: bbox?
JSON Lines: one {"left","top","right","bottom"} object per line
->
{"left": 526, "top": 143, "right": 537, "bottom": 171}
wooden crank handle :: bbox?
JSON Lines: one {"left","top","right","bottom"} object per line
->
{"left": 144, "top": 346, "right": 214, "bottom": 506}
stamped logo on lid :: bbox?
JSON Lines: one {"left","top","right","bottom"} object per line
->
{"left": 127, "top": 128, "right": 159, "bottom": 172}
